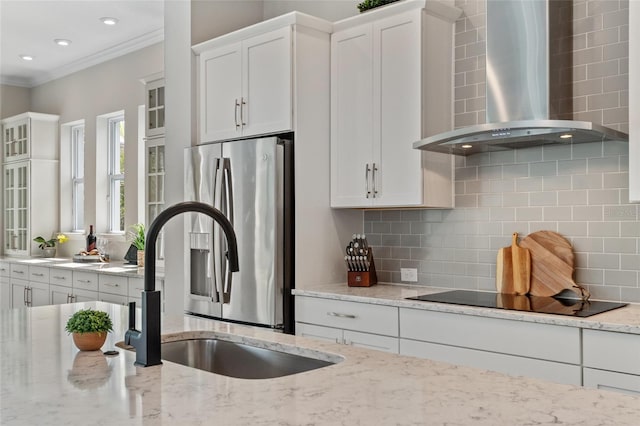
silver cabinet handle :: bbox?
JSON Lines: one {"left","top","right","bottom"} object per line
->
{"left": 372, "top": 162, "right": 378, "bottom": 198}
{"left": 66, "top": 294, "right": 72, "bottom": 303}
{"left": 77, "top": 279, "right": 92, "bottom": 283}
{"left": 240, "top": 97, "right": 246, "bottom": 127}
{"left": 32, "top": 273, "right": 44, "bottom": 277}
{"left": 365, "top": 164, "right": 371, "bottom": 198}
{"left": 103, "top": 282, "right": 119, "bottom": 287}
{"left": 327, "top": 312, "right": 357, "bottom": 319}
{"left": 53, "top": 276, "right": 66, "bottom": 280}
{"left": 23, "top": 287, "right": 28, "bottom": 306}
{"left": 234, "top": 99, "right": 240, "bottom": 128}
{"left": 15, "top": 270, "right": 24, "bottom": 274}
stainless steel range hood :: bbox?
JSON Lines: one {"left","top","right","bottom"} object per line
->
{"left": 414, "top": 0, "right": 628, "bottom": 156}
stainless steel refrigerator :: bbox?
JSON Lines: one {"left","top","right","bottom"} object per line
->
{"left": 184, "top": 136, "right": 293, "bottom": 332}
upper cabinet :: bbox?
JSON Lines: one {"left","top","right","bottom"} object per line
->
{"left": 330, "top": 1, "right": 460, "bottom": 208}
{"left": 194, "top": 26, "right": 293, "bottom": 143}
{"left": 2, "top": 112, "right": 59, "bottom": 163}
{"left": 144, "top": 75, "right": 165, "bottom": 139}
{"left": 2, "top": 112, "right": 59, "bottom": 256}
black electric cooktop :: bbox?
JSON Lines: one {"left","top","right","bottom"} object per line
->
{"left": 406, "top": 290, "right": 628, "bottom": 318}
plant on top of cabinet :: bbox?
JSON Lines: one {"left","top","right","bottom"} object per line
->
{"left": 357, "top": 0, "right": 400, "bottom": 13}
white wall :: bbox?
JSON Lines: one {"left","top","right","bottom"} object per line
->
{"left": 0, "top": 85, "right": 30, "bottom": 119}
{"left": 191, "top": 0, "right": 264, "bottom": 45}
{"left": 29, "top": 43, "right": 163, "bottom": 258}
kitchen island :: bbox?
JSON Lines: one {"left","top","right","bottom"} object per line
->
{"left": 1, "top": 302, "right": 639, "bottom": 425}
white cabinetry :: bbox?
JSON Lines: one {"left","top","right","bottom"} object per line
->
{"left": 98, "top": 274, "right": 128, "bottom": 305}
{"left": 295, "top": 296, "right": 399, "bottom": 353}
{"left": 2, "top": 112, "right": 59, "bottom": 257}
{"left": 399, "top": 308, "right": 582, "bottom": 385}
{"left": 0, "top": 261, "right": 10, "bottom": 309}
{"left": 195, "top": 27, "right": 292, "bottom": 143}
{"left": 330, "top": 1, "right": 458, "bottom": 208}
{"left": 10, "top": 263, "right": 49, "bottom": 307}
{"left": 582, "top": 329, "right": 640, "bottom": 395}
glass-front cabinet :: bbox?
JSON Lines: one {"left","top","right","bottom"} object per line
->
{"left": 146, "top": 141, "right": 165, "bottom": 224}
{"left": 1, "top": 112, "right": 59, "bottom": 257}
{"left": 146, "top": 78, "right": 165, "bottom": 138}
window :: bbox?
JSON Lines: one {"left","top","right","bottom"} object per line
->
{"left": 108, "top": 116, "right": 125, "bottom": 232}
{"left": 71, "top": 125, "right": 85, "bottom": 231}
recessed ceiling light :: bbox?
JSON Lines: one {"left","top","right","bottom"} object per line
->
{"left": 54, "top": 39, "right": 72, "bottom": 46}
{"left": 560, "top": 134, "right": 573, "bottom": 139}
{"left": 19, "top": 55, "right": 34, "bottom": 61}
{"left": 100, "top": 17, "right": 119, "bottom": 25}
{"left": 461, "top": 144, "right": 473, "bottom": 149}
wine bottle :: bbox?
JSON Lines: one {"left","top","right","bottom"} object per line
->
{"left": 87, "top": 225, "right": 97, "bottom": 251}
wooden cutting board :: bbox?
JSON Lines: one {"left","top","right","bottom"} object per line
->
{"left": 496, "top": 233, "right": 530, "bottom": 294}
{"left": 519, "top": 230, "right": 582, "bottom": 298}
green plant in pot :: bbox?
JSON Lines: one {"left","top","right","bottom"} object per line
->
{"left": 126, "top": 223, "right": 146, "bottom": 267}
{"left": 357, "top": 0, "right": 400, "bottom": 13}
{"left": 65, "top": 309, "right": 113, "bottom": 351}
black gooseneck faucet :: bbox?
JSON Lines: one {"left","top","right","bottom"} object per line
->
{"left": 124, "top": 201, "right": 239, "bottom": 367}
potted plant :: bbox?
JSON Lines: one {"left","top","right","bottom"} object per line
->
{"left": 357, "top": 0, "right": 400, "bottom": 13}
{"left": 126, "top": 223, "right": 146, "bottom": 267}
{"left": 33, "top": 233, "right": 68, "bottom": 257}
{"left": 65, "top": 308, "right": 113, "bottom": 351}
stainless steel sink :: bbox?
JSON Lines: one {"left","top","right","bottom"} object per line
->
{"left": 161, "top": 338, "right": 336, "bottom": 379}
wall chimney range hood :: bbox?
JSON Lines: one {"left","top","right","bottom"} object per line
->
{"left": 414, "top": 0, "right": 628, "bottom": 156}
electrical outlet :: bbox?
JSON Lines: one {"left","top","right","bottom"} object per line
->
{"left": 400, "top": 268, "right": 418, "bottom": 282}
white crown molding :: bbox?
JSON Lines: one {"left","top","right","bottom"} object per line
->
{"left": 0, "top": 76, "right": 31, "bottom": 87}
{"left": 6, "top": 27, "right": 164, "bottom": 89}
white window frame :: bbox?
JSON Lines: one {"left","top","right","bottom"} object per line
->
{"left": 107, "top": 116, "right": 125, "bottom": 233}
{"left": 71, "top": 124, "right": 85, "bottom": 232}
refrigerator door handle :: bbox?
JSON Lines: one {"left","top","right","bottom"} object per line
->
{"left": 210, "top": 157, "right": 223, "bottom": 303}
{"left": 221, "top": 157, "right": 234, "bottom": 304}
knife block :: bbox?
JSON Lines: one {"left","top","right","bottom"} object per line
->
{"left": 347, "top": 253, "right": 377, "bottom": 287}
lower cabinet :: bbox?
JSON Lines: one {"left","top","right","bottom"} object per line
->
{"left": 398, "top": 308, "right": 582, "bottom": 386}
{"left": 295, "top": 296, "right": 399, "bottom": 354}
{"left": 11, "top": 279, "right": 50, "bottom": 307}
{"left": 0, "top": 261, "right": 10, "bottom": 309}
{"left": 582, "top": 329, "right": 640, "bottom": 395}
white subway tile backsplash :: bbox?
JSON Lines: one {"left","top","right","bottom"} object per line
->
{"left": 366, "top": 0, "right": 632, "bottom": 302}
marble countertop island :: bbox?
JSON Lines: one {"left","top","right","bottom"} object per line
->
{"left": 1, "top": 302, "right": 639, "bottom": 425}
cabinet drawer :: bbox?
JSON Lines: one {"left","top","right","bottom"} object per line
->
{"left": 73, "top": 271, "right": 98, "bottom": 292}
{"left": 49, "top": 269, "right": 73, "bottom": 286}
{"left": 296, "top": 322, "right": 342, "bottom": 344}
{"left": 0, "top": 261, "right": 9, "bottom": 277}
{"left": 99, "top": 292, "right": 128, "bottom": 306}
{"left": 583, "top": 367, "right": 640, "bottom": 396}
{"left": 28, "top": 266, "right": 50, "bottom": 283}
{"left": 399, "top": 308, "right": 580, "bottom": 364}
{"left": 128, "top": 278, "right": 145, "bottom": 298}
{"left": 399, "top": 338, "right": 581, "bottom": 386}
{"left": 295, "top": 296, "right": 398, "bottom": 337}
{"left": 583, "top": 329, "right": 640, "bottom": 376}
{"left": 344, "top": 330, "right": 399, "bottom": 354}
{"left": 10, "top": 263, "right": 28, "bottom": 279}
{"left": 98, "top": 274, "right": 128, "bottom": 296}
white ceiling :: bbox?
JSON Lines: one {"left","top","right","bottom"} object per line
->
{"left": 0, "top": 0, "right": 164, "bottom": 88}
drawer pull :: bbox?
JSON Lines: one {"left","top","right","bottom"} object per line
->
{"left": 104, "top": 283, "right": 119, "bottom": 287}
{"left": 15, "top": 270, "right": 24, "bottom": 274}
{"left": 327, "top": 312, "right": 356, "bottom": 319}
{"left": 53, "top": 276, "right": 66, "bottom": 280}
{"left": 32, "top": 273, "right": 44, "bottom": 277}
{"left": 77, "top": 279, "right": 92, "bottom": 283}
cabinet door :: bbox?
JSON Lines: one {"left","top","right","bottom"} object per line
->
{"left": 3, "top": 162, "right": 30, "bottom": 255}
{"left": 199, "top": 42, "right": 242, "bottom": 143}
{"left": 0, "top": 277, "right": 11, "bottom": 309}
{"left": 50, "top": 284, "right": 72, "bottom": 305}
{"left": 330, "top": 23, "right": 374, "bottom": 208}
{"left": 372, "top": 10, "right": 423, "bottom": 206}
{"left": 344, "top": 330, "right": 399, "bottom": 354}
{"left": 73, "top": 288, "right": 98, "bottom": 303}
{"left": 146, "top": 79, "right": 165, "bottom": 138}
{"left": 11, "top": 280, "right": 28, "bottom": 308}
{"left": 29, "top": 281, "right": 50, "bottom": 307}
{"left": 241, "top": 27, "right": 292, "bottom": 137}
{"left": 3, "top": 118, "right": 30, "bottom": 162}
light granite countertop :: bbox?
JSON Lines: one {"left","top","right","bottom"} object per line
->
{"left": 1, "top": 302, "right": 639, "bottom": 425}
{"left": 293, "top": 282, "right": 640, "bottom": 335}
{"left": 0, "top": 256, "right": 163, "bottom": 278}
